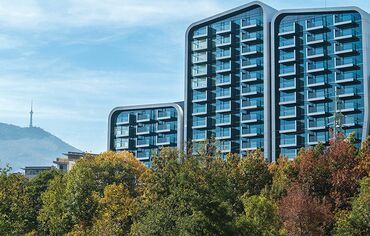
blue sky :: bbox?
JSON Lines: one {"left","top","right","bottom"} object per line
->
{"left": 0, "top": 0, "right": 369, "bottom": 153}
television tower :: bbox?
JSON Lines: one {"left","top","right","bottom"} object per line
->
{"left": 29, "top": 100, "right": 33, "bottom": 128}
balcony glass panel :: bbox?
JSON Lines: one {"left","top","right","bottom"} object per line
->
{"left": 308, "top": 75, "right": 327, "bottom": 85}
{"left": 192, "top": 117, "right": 206, "bottom": 127}
{"left": 157, "top": 123, "right": 172, "bottom": 131}
{"left": 337, "top": 87, "right": 356, "bottom": 96}
{"left": 158, "top": 110, "right": 172, "bottom": 119}
{"left": 309, "top": 132, "right": 327, "bottom": 143}
{"left": 216, "top": 48, "right": 231, "bottom": 58}
{"left": 216, "top": 61, "right": 231, "bottom": 71}
{"left": 335, "top": 42, "right": 357, "bottom": 52}
{"left": 137, "top": 151, "right": 150, "bottom": 159}
{"left": 342, "top": 116, "right": 357, "bottom": 125}
{"left": 279, "top": 23, "right": 295, "bottom": 34}
{"left": 215, "top": 21, "right": 231, "bottom": 33}
{"left": 309, "top": 118, "right": 326, "bottom": 128}
{"left": 241, "top": 71, "right": 262, "bottom": 81}
{"left": 216, "top": 101, "right": 231, "bottom": 111}
{"left": 279, "top": 51, "right": 295, "bottom": 61}
{"left": 307, "top": 33, "right": 325, "bottom": 43}
{"left": 242, "top": 85, "right": 261, "bottom": 94}
{"left": 216, "top": 74, "right": 231, "bottom": 85}
{"left": 216, "top": 114, "right": 231, "bottom": 125}
{"left": 241, "top": 31, "right": 262, "bottom": 41}
{"left": 336, "top": 71, "right": 357, "bottom": 81}
{"left": 279, "top": 37, "right": 295, "bottom": 47}
{"left": 280, "top": 78, "right": 295, "bottom": 89}
{"left": 192, "top": 52, "right": 207, "bottom": 63}
{"left": 193, "top": 26, "right": 207, "bottom": 37}
{"left": 242, "top": 44, "right": 262, "bottom": 54}
{"left": 192, "top": 39, "right": 207, "bottom": 50}
{"left": 157, "top": 136, "right": 175, "bottom": 144}
{"left": 280, "top": 120, "right": 296, "bottom": 131}
{"left": 242, "top": 58, "right": 261, "bottom": 67}
{"left": 192, "top": 65, "right": 207, "bottom": 76}
{"left": 280, "top": 93, "right": 296, "bottom": 103}
{"left": 308, "top": 61, "right": 326, "bottom": 70}
{"left": 192, "top": 77, "right": 207, "bottom": 89}
{"left": 242, "top": 99, "right": 261, "bottom": 108}
{"left": 307, "top": 17, "right": 325, "bottom": 29}
{"left": 216, "top": 87, "right": 231, "bottom": 97}
{"left": 338, "top": 101, "right": 357, "bottom": 110}
{"left": 193, "top": 104, "right": 207, "bottom": 114}
{"left": 137, "top": 138, "right": 151, "bottom": 146}
{"left": 308, "top": 89, "right": 326, "bottom": 99}
{"left": 280, "top": 65, "right": 295, "bottom": 74}
{"left": 241, "top": 18, "right": 261, "bottom": 28}
{"left": 137, "top": 113, "right": 150, "bottom": 121}
{"left": 336, "top": 57, "right": 356, "bottom": 66}
{"left": 137, "top": 126, "right": 150, "bottom": 134}
{"left": 242, "top": 113, "right": 262, "bottom": 121}
{"left": 219, "top": 141, "right": 231, "bottom": 151}
{"left": 280, "top": 107, "right": 296, "bottom": 117}
{"left": 116, "top": 113, "right": 129, "bottom": 124}
{"left": 242, "top": 126, "right": 262, "bottom": 135}
{"left": 280, "top": 135, "right": 296, "bottom": 145}
{"left": 115, "top": 138, "right": 129, "bottom": 149}
{"left": 216, "top": 127, "right": 231, "bottom": 138}
{"left": 193, "top": 130, "right": 206, "bottom": 140}
{"left": 216, "top": 35, "right": 231, "bottom": 45}
{"left": 334, "top": 14, "right": 355, "bottom": 24}
{"left": 335, "top": 28, "right": 357, "bottom": 38}
{"left": 307, "top": 47, "right": 325, "bottom": 56}
{"left": 309, "top": 104, "right": 326, "bottom": 113}
{"left": 193, "top": 90, "right": 207, "bottom": 101}
{"left": 115, "top": 126, "right": 129, "bottom": 136}
{"left": 242, "top": 140, "right": 263, "bottom": 149}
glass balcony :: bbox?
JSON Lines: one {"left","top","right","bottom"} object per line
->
{"left": 157, "top": 136, "right": 174, "bottom": 145}
{"left": 192, "top": 52, "right": 208, "bottom": 64}
{"left": 308, "top": 133, "right": 328, "bottom": 145}
{"left": 216, "top": 74, "right": 231, "bottom": 86}
{"left": 307, "top": 47, "right": 325, "bottom": 59}
{"left": 241, "top": 31, "right": 262, "bottom": 43}
{"left": 279, "top": 51, "right": 296, "bottom": 63}
{"left": 215, "top": 21, "right": 231, "bottom": 34}
{"left": 334, "top": 43, "right": 357, "bottom": 55}
{"left": 308, "top": 104, "right": 327, "bottom": 116}
{"left": 157, "top": 123, "right": 173, "bottom": 133}
{"left": 241, "top": 71, "right": 262, "bottom": 83}
{"left": 306, "top": 17, "right": 326, "bottom": 31}
{"left": 216, "top": 88, "right": 231, "bottom": 99}
{"left": 279, "top": 78, "right": 296, "bottom": 91}
{"left": 192, "top": 65, "right": 208, "bottom": 76}
{"left": 215, "top": 35, "right": 231, "bottom": 47}
{"left": 306, "top": 33, "right": 326, "bottom": 45}
{"left": 241, "top": 100, "right": 261, "bottom": 110}
{"left": 116, "top": 114, "right": 130, "bottom": 125}
{"left": 241, "top": 58, "right": 261, "bottom": 70}
{"left": 218, "top": 141, "right": 231, "bottom": 152}
{"left": 335, "top": 72, "right": 358, "bottom": 84}
{"left": 216, "top": 129, "right": 231, "bottom": 139}
{"left": 307, "top": 75, "right": 327, "bottom": 88}
{"left": 241, "top": 86, "right": 262, "bottom": 96}
{"left": 241, "top": 140, "right": 263, "bottom": 151}
{"left": 192, "top": 91, "right": 207, "bottom": 102}
{"left": 241, "top": 44, "right": 262, "bottom": 56}
{"left": 279, "top": 121, "right": 297, "bottom": 133}
{"left": 136, "top": 151, "right": 151, "bottom": 161}
{"left": 279, "top": 135, "right": 297, "bottom": 147}
{"left": 136, "top": 126, "right": 150, "bottom": 135}
{"left": 278, "top": 37, "right": 296, "bottom": 49}
{"left": 137, "top": 113, "right": 151, "bottom": 122}
{"left": 216, "top": 102, "right": 231, "bottom": 112}
{"left": 279, "top": 107, "right": 296, "bottom": 119}
{"left": 279, "top": 65, "right": 296, "bottom": 77}
{"left": 337, "top": 101, "right": 358, "bottom": 112}
{"left": 192, "top": 105, "right": 207, "bottom": 115}
{"left": 307, "top": 61, "right": 326, "bottom": 73}
{"left": 308, "top": 118, "right": 327, "bottom": 130}
{"left": 193, "top": 26, "right": 208, "bottom": 39}
{"left": 157, "top": 110, "right": 172, "bottom": 120}
{"left": 216, "top": 62, "right": 232, "bottom": 73}
{"left": 334, "top": 29, "right": 357, "bottom": 41}
{"left": 216, "top": 115, "right": 231, "bottom": 126}
{"left": 192, "top": 118, "right": 207, "bottom": 128}
{"left": 216, "top": 49, "right": 231, "bottom": 60}
{"left": 115, "top": 126, "right": 129, "bottom": 137}
{"left": 136, "top": 138, "right": 151, "bottom": 147}
{"left": 192, "top": 39, "right": 207, "bottom": 51}
{"left": 279, "top": 93, "right": 296, "bottom": 105}
{"left": 192, "top": 131, "right": 206, "bottom": 141}
{"left": 342, "top": 116, "right": 358, "bottom": 127}
{"left": 335, "top": 57, "right": 357, "bottom": 69}
{"left": 114, "top": 138, "right": 129, "bottom": 150}
{"left": 192, "top": 77, "right": 207, "bottom": 89}
{"left": 241, "top": 113, "right": 262, "bottom": 123}
{"left": 241, "top": 126, "right": 262, "bottom": 137}
{"left": 307, "top": 90, "right": 327, "bottom": 102}
{"left": 241, "top": 18, "right": 261, "bottom": 29}
{"left": 334, "top": 14, "right": 355, "bottom": 27}
{"left": 278, "top": 23, "right": 296, "bottom": 36}
{"left": 337, "top": 87, "right": 357, "bottom": 98}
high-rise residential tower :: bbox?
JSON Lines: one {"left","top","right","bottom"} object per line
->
{"left": 271, "top": 7, "right": 370, "bottom": 160}
{"left": 108, "top": 102, "right": 184, "bottom": 167}
{"left": 184, "top": 1, "right": 277, "bottom": 160}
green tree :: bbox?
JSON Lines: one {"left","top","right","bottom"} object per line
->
{"left": 334, "top": 175, "right": 370, "bottom": 235}
{"left": 236, "top": 194, "right": 281, "bottom": 236}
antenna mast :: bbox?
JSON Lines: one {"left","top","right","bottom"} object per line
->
{"left": 29, "top": 100, "right": 33, "bottom": 128}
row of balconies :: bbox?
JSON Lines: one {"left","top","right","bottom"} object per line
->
{"left": 192, "top": 112, "right": 264, "bottom": 129}
{"left": 116, "top": 110, "right": 174, "bottom": 126}
{"left": 115, "top": 123, "right": 177, "bottom": 138}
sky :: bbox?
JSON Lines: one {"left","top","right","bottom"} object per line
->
{"left": 0, "top": 0, "right": 369, "bottom": 153}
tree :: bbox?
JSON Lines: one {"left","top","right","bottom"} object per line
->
{"left": 269, "top": 156, "right": 297, "bottom": 200}
{"left": 236, "top": 194, "right": 281, "bottom": 236}
{"left": 333, "top": 175, "right": 370, "bottom": 236}
{"left": 278, "top": 184, "right": 333, "bottom": 236}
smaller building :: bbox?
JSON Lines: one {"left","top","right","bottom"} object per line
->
{"left": 22, "top": 166, "right": 55, "bottom": 178}
{"left": 53, "top": 151, "right": 97, "bottom": 172}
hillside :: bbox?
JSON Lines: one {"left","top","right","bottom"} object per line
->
{"left": 0, "top": 123, "right": 80, "bottom": 171}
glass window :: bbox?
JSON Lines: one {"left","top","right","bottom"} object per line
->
{"left": 116, "top": 112, "right": 129, "bottom": 124}
{"left": 191, "top": 77, "right": 207, "bottom": 89}
{"left": 215, "top": 34, "right": 231, "bottom": 45}
{"left": 192, "top": 39, "right": 207, "bottom": 50}
{"left": 192, "top": 65, "right": 207, "bottom": 76}
{"left": 216, "top": 114, "right": 231, "bottom": 125}
{"left": 192, "top": 116, "right": 206, "bottom": 127}
{"left": 193, "top": 130, "right": 206, "bottom": 140}
{"left": 216, "top": 127, "right": 231, "bottom": 138}
{"left": 114, "top": 138, "right": 129, "bottom": 149}
{"left": 193, "top": 26, "right": 207, "bottom": 37}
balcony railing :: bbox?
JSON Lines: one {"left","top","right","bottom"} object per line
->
{"left": 334, "top": 14, "right": 355, "bottom": 26}
{"left": 335, "top": 72, "right": 358, "bottom": 84}
{"left": 280, "top": 108, "right": 296, "bottom": 118}
{"left": 241, "top": 86, "right": 262, "bottom": 95}
{"left": 279, "top": 79, "right": 296, "bottom": 90}
{"left": 241, "top": 32, "right": 262, "bottom": 42}
{"left": 193, "top": 106, "right": 207, "bottom": 115}
{"left": 157, "top": 123, "right": 173, "bottom": 132}
{"left": 279, "top": 65, "right": 296, "bottom": 76}
{"left": 335, "top": 43, "right": 357, "bottom": 54}
{"left": 241, "top": 72, "right": 262, "bottom": 82}
{"left": 215, "top": 22, "right": 231, "bottom": 34}
{"left": 280, "top": 122, "right": 297, "bottom": 132}
{"left": 192, "top": 92, "right": 207, "bottom": 101}
{"left": 157, "top": 111, "right": 172, "bottom": 120}
{"left": 279, "top": 93, "right": 296, "bottom": 104}
{"left": 192, "top": 119, "right": 206, "bottom": 128}
{"left": 307, "top": 75, "right": 327, "bottom": 87}
{"left": 308, "top": 133, "right": 327, "bottom": 145}
{"left": 279, "top": 37, "right": 295, "bottom": 49}
{"left": 308, "top": 119, "right": 327, "bottom": 130}
{"left": 215, "top": 36, "right": 231, "bottom": 46}
{"left": 307, "top": 62, "right": 326, "bottom": 73}
{"left": 241, "top": 45, "right": 262, "bottom": 55}
{"left": 306, "top": 18, "right": 326, "bottom": 31}
{"left": 137, "top": 114, "right": 151, "bottom": 122}
{"left": 157, "top": 136, "right": 175, "bottom": 145}
{"left": 308, "top": 105, "right": 327, "bottom": 115}
{"left": 216, "top": 89, "right": 231, "bottom": 99}
{"left": 279, "top": 136, "right": 297, "bottom": 147}
{"left": 241, "top": 127, "right": 262, "bottom": 137}
{"left": 337, "top": 87, "right": 357, "bottom": 98}
{"left": 308, "top": 90, "right": 327, "bottom": 101}
{"left": 216, "top": 103, "right": 231, "bottom": 112}
{"left": 337, "top": 102, "right": 358, "bottom": 112}
{"left": 241, "top": 140, "right": 263, "bottom": 150}
{"left": 216, "top": 75, "right": 231, "bottom": 85}
{"left": 241, "top": 113, "right": 262, "bottom": 123}
{"left": 335, "top": 57, "right": 357, "bottom": 69}
{"left": 334, "top": 29, "right": 357, "bottom": 40}
{"left": 241, "top": 18, "right": 261, "bottom": 29}
{"left": 241, "top": 100, "right": 261, "bottom": 109}
{"left": 216, "top": 62, "right": 232, "bottom": 73}
{"left": 216, "top": 116, "right": 231, "bottom": 125}
{"left": 241, "top": 58, "right": 261, "bottom": 69}
{"left": 136, "top": 139, "right": 151, "bottom": 147}
{"left": 136, "top": 126, "right": 150, "bottom": 134}
{"left": 278, "top": 23, "right": 296, "bottom": 36}
{"left": 306, "top": 33, "right": 326, "bottom": 45}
